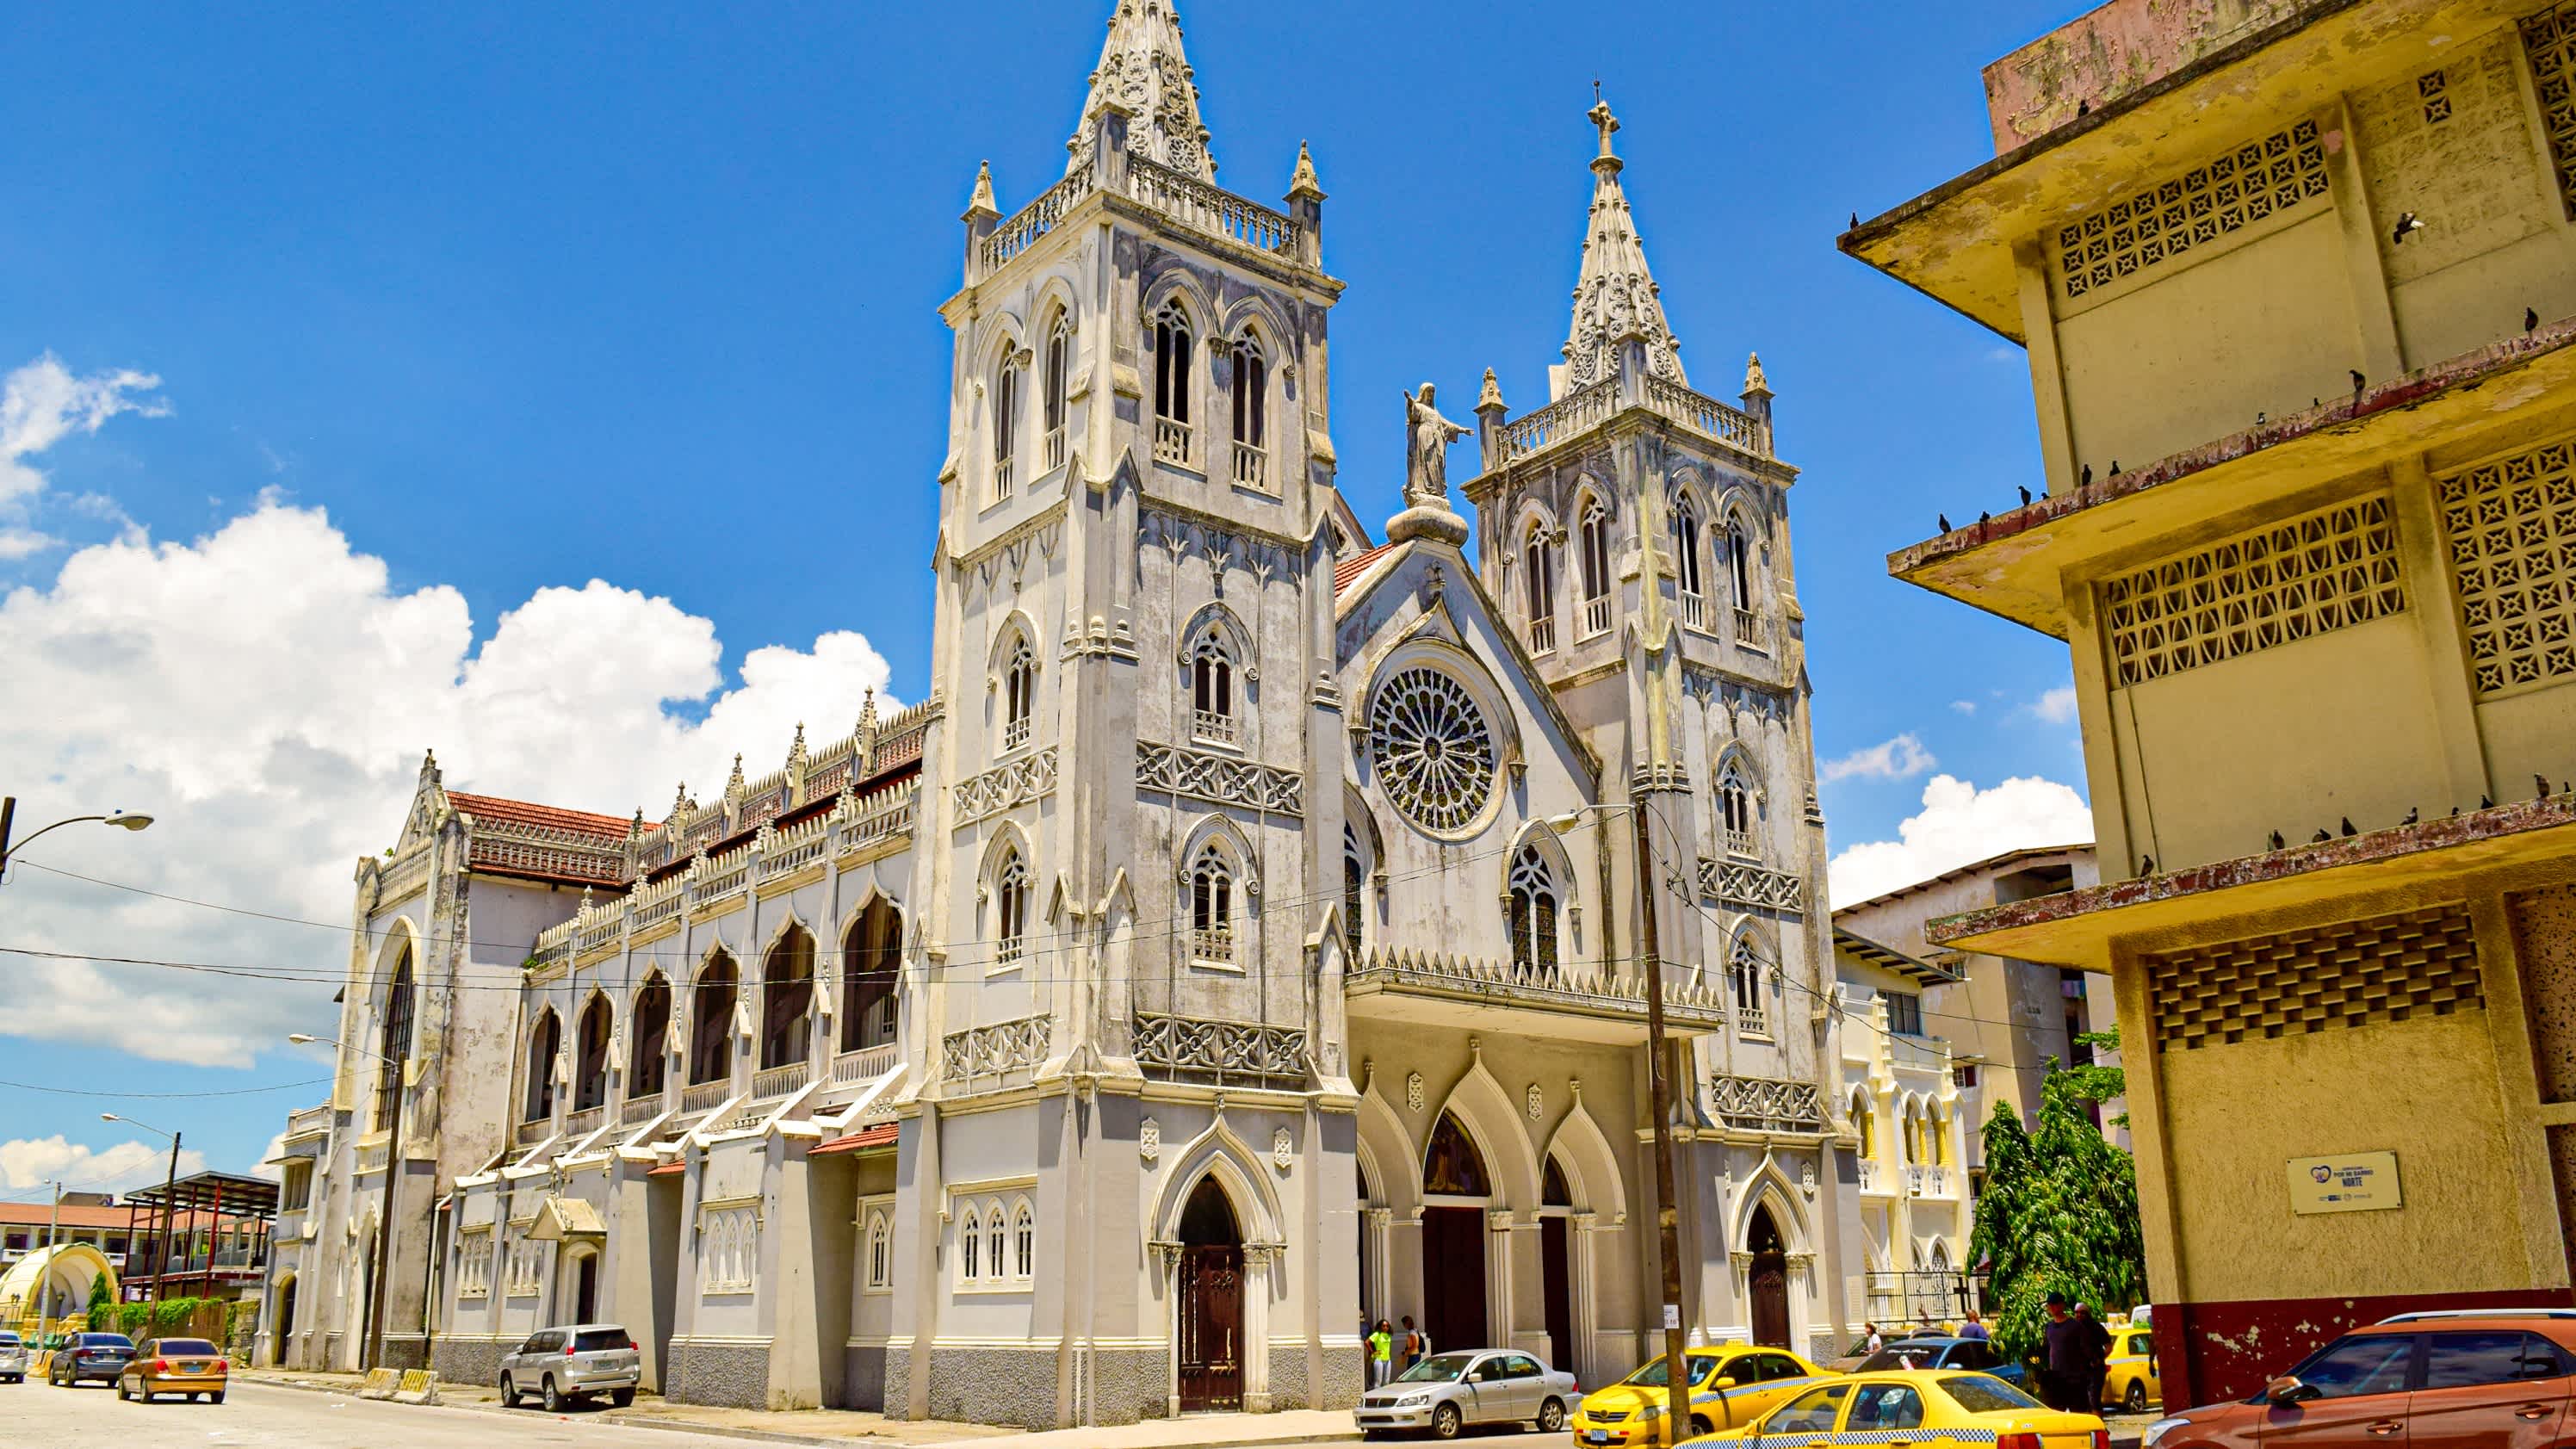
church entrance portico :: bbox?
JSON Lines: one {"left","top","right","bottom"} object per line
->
{"left": 1176, "top": 1178, "right": 1246, "bottom": 1413}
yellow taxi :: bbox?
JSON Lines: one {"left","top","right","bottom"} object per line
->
{"left": 1572, "top": 1345, "right": 1836, "bottom": 1446}
{"left": 1684, "top": 1369, "right": 2108, "bottom": 1449}
{"left": 2102, "top": 1324, "right": 2158, "bottom": 1414}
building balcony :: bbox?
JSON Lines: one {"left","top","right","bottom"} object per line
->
{"left": 1732, "top": 607, "right": 1766, "bottom": 651}
{"left": 1857, "top": 1160, "right": 1892, "bottom": 1198}
{"left": 1191, "top": 710, "right": 1236, "bottom": 746}
{"left": 1528, "top": 616, "right": 1555, "bottom": 656}
{"left": 1044, "top": 424, "right": 1068, "bottom": 475}
{"left": 563, "top": 1106, "right": 604, "bottom": 1142}
{"left": 1155, "top": 418, "right": 1196, "bottom": 468}
{"left": 282, "top": 1102, "right": 333, "bottom": 1142}
{"left": 516, "top": 1117, "right": 551, "bottom": 1147}
{"left": 679, "top": 1078, "right": 734, "bottom": 1116}
{"left": 832, "top": 1041, "right": 899, "bottom": 1087}
{"left": 1580, "top": 596, "right": 1612, "bottom": 639}
{"left": 1906, "top": 1163, "right": 1959, "bottom": 1199}
{"left": 1345, "top": 950, "right": 1733, "bottom": 1044}
{"left": 752, "top": 1061, "right": 809, "bottom": 1102}
{"left": 1192, "top": 927, "right": 1235, "bottom": 966}
{"left": 1231, "top": 439, "right": 1266, "bottom": 491}
{"left": 993, "top": 455, "right": 1014, "bottom": 499}
{"left": 1679, "top": 591, "right": 1706, "bottom": 631}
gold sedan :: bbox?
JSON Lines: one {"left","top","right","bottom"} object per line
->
{"left": 115, "top": 1336, "right": 228, "bottom": 1404}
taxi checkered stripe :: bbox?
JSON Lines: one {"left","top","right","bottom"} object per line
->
{"left": 1806, "top": 1432, "right": 1999, "bottom": 1445}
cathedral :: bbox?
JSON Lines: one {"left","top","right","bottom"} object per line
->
{"left": 263, "top": 1, "right": 1859, "bottom": 1426}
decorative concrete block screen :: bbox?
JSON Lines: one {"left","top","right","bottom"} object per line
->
{"left": 2523, "top": 4, "right": 2576, "bottom": 218}
{"left": 2054, "top": 118, "right": 2330, "bottom": 300}
{"left": 2144, "top": 904, "right": 2483, "bottom": 1052}
{"left": 2442, "top": 434, "right": 2576, "bottom": 697}
{"left": 2100, "top": 495, "right": 2406, "bottom": 686}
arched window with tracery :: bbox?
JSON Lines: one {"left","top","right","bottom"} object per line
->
{"left": 1002, "top": 634, "right": 1037, "bottom": 751}
{"left": 375, "top": 948, "right": 414, "bottom": 1132}
{"left": 1851, "top": 1088, "right": 1876, "bottom": 1158}
{"left": 1422, "top": 1112, "right": 1492, "bottom": 1197}
{"left": 690, "top": 954, "right": 739, "bottom": 1087}
{"left": 982, "top": 1207, "right": 1007, "bottom": 1285}
{"left": 1153, "top": 300, "right": 1194, "bottom": 466}
{"left": 993, "top": 352, "right": 1023, "bottom": 501}
{"left": 524, "top": 1009, "right": 560, "bottom": 1124}
{"left": 1719, "top": 758, "right": 1757, "bottom": 859}
{"left": 1012, "top": 1200, "right": 1035, "bottom": 1279}
{"left": 865, "top": 1209, "right": 892, "bottom": 1290}
{"left": 1523, "top": 518, "right": 1557, "bottom": 655}
{"left": 1341, "top": 824, "right": 1366, "bottom": 959}
{"left": 960, "top": 1213, "right": 980, "bottom": 1280}
{"left": 1507, "top": 844, "right": 1558, "bottom": 978}
{"left": 1043, "top": 314, "right": 1072, "bottom": 474}
{"left": 1190, "top": 844, "right": 1235, "bottom": 965}
{"left": 759, "top": 924, "right": 814, "bottom": 1073}
{"left": 1731, "top": 936, "right": 1769, "bottom": 1037}
{"left": 1229, "top": 331, "right": 1267, "bottom": 488}
{"left": 1727, "top": 515, "right": 1761, "bottom": 647}
{"left": 840, "top": 900, "right": 901, "bottom": 1055}
{"left": 1577, "top": 497, "right": 1612, "bottom": 637}
{"left": 630, "top": 974, "right": 670, "bottom": 1099}
{"left": 1674, "top": 497, "right": 1706, "bottom": 629}
{"left": 573, "top": 994, "right": 611, "bottom": 1113}
{"left": 1190, "top": 627, "right": 1235, "bottom": 745}
{"left": 993, "top": 847, "right": 1031, "bottom": 969}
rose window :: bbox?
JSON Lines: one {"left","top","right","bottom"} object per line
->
{"left": 1368, "top": 668, "right": 1497, "bottom": 833}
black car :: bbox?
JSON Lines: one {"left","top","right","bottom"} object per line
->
{"left": 48, "top": 1333, "right": 135, "bottom": 1387}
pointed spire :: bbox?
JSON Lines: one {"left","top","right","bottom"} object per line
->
{"left": 1744, "top": 352, "right": 1771, "bottom": 397}
{"left": 1478, "top": 367, "right": 1507, "bottom": 412}
{"left": 1287, "top": 140, "right": 1325, "bottom": 201}
{"left": 725, "top": 752, "right": 746, "bottom": 802}
{"left": 1067, "top": 0, "right": 1217, "bottom": 182}
{"left": 963, "top": 160, "right": 999, "bottom": 221}
{"left": 1558, "top": 92, "right": 1687, "bottom": 398}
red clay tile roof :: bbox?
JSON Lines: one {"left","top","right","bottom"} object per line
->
{"left": 447, "top": 793, "right": 639, "bottom": 839}
{"left": 0, "top": 1202, "right": 252, "bottom": 1231}
{"left": 1334, "top": 543, "right": 1396, "bottom": 598}
{"left": 647, "top": 1161, "right": 687, "bottom": 1178}
{"left": 810, "top": 1122, "right": 899, "bottom": 1156}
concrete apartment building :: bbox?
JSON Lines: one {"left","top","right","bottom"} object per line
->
{"left": 1848, "top": 0, "right": 2576, "bottom": 1404}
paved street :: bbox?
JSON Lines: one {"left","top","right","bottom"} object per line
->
{"left": 0, "top": 1378, "right": 788, "bottom": 1449}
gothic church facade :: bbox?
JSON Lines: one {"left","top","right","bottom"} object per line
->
{"left": 263, "top": 3, "right": 1860, "bottom": 1426}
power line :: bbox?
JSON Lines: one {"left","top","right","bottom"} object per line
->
{"left": 0, "top": 1075, "right": 331, "bottom": 1100}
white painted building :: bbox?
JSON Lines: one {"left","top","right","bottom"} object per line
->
{"left": 263, "top": 2, "right": 1862, "bottom": 1426}
{"left": 1831, "top": 929, "right": 1976, "bottom": 1332}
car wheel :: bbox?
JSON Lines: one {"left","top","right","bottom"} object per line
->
{"left": 1431, "top": 1403, "right": 1463, "bottom": 1440}
{"left": 211, "top": 1391, "right": 225, "bottom": 1405}
{"left": 1689, "top": 1415, "right": 1715, "bottom": 1440}
{"left": 610, "top": 1388, "right": 635, "bottom": 1409}
{"left": 498, "top": 1373, "right": 518, "bottom": 1407}
{"left": 1537, "top": 1397, "right": 1567, "bottom": 1433}
{"left": 2126, "top": 1381, "right": 2149, "bottom": 1415}
{"left": 542, "top": 1377, "right": 565, "bottom": 1414}
{"left": 115, "top": 1379, "right": 127, "bottom": 1401}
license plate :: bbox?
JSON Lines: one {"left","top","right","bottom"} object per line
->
{"left": 1585, "top": 1434, "right": 1617, "bottom": 1444}
{"left": 181, "top": 1365, "right": 201, "bottom": 1373}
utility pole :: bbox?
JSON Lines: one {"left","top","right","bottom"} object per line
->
{"left": 42, "top": 1180, "right": 61, "bottom": 1321}
{"left": 153, "top": 1131, "right": 182, "bottom": 1303}
{"left": 1633, "top": 800, "right": 1691, "bottom": 1431}
{"left": 366, "top": 1044, "right": 405, "bottom": 1372}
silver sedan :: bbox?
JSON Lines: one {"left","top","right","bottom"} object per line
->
{"left": 1356, "top": 1348, "right": 1580, "bottom": 1439}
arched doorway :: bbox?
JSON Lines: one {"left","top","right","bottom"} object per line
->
{"left": 1421, "top": 1112, "right": 1491, "bottom": 1358}
{"left": 1176, "top": 1177, "right": 1244, "bottom": 1413}
{"left": 271, "top": 1273, "right": 298, "bottom": 1365}
{"left": 1747, "top": 1204, "right": 1790, "bottom": 1348}
{"left": 570, "top": 1248, "right": 600, "bottom": 1323}
{"left": 1539, "top": 1156, "right": 1576, "bottom": 1372}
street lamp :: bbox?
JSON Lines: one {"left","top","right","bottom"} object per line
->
{"left": 290, "top": 1033, "right": 401, "bottom": 1372}
{"left": 1545, "top": 801, "right": 1691, "bottom": 1419}
{"left": 0, "top": 797, "right": 153, "bottom": 882}
{"left": 101, "top": 1112, "right": 183, "bottom": 1309}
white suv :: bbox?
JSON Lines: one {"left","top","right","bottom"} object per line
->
{"left": 498, "top": 1324, "right": 641, "bottom": 1412}
{"left": 0, "top": 1331, "right": 25, "bottom": 1384}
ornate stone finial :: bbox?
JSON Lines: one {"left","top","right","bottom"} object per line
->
{"left": 629, "top": 807, "right": 646, "bottom": 841}
{"left": 1477, "top": 367, "right": 1506, "bottom": 413}
{"left": 1557, "top": 92, "right": 1687, "bottom": 396}
{"left": 671, "top": 780, "right": 690, "bottom": 823}
{"left": 1066, "top": 0, "right": 1217, "bottom": 182}
{"left": 1743, "top": 352, "right": 1772, "bottom": 398}
{"left": 1588, "top": 95, "right": 1621, "bottom": 165}
{"left": 963, "top": 160, "right": 1000, "bottom": 221}
{"left": 859, "top": 685, "right": 878, "bottom": 732}
{"left": 789, "top": 721, "right": 808, "bottom": 768}
{"left": 1287, "top": 139, "right": 1326, "bottom": 201}
{"left": 725, "top": 753, "right": 746, "bottom": 801}
{"left": 1390, "top": 383, "right": 1471, "bottom": 546}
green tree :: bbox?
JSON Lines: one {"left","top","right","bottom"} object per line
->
{"left": 84, "top": 1272, "right": 111, "bottom": 1325}
{"left": 1967, "top": 1030, "right": 2147, "bottom": 1367}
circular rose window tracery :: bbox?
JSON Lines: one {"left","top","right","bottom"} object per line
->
{"left": 1369, "top": 667, "right": 1498, "bottom": 834}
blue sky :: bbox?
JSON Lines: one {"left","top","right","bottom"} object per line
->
{"left": 0, "top": 3, "right": 2094, "bottom": 1190}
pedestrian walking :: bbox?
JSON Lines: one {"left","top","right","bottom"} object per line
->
{"left": 2040, "top": 1292, "right": 2082, "bottom": 1412}
{"left": 1862, "top": 1322, "right": 1884, "bottom": 1353}
{"left": 2075, "top": 1303, "right": 2113, "bottom": 1411}
{"left": 1368, "top": 1320, "right": 1394, "bottom": 1388}
{"left": 1958, "top": 1309, "right": 1989, "bottom": 1341}
{"left": 1400, "top": 1315, "right": 1425, "bottom": 1373}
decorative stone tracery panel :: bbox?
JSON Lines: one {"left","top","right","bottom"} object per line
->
{"left": 953, "top": 748, "right": 1058, "bottom": 826}
{"left": 2100, "top": 496, "right": 2406, "bottom": 686}
{"left": 1136, "top": 741, "right": 1304, "bottom": 814}
{"left": 2145, "top": 905, "right": 2483, "bottom": 1052}
{"left": 1366, "top": 668, "right": 1497, "bottom": 834}
{"left": 1699, "top": 858, "right": 1807, "bottom": 915}
{"left": 1707, "top": 1074, "right": 1825, "bottom": 1134}
{"left": 1130, "top": 1012, "right": 1307, "bottom": 1087}
{"left": 942, "top": 1015, "right": 1054, "bottom": 1081}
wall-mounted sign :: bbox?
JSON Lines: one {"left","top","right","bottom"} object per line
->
{"left": 2287, "top": 1152, "right": 2402, "bottom": 1216}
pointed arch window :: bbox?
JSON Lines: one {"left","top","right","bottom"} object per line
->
{"left": 375, "top": 950, "right": 415, "bottom": 1132}
{"left": 1423, "top": 1112, "right": 1492, "bottom": 1198}
{"left": 690, "top": 954, "right": 739, "bottom": 1087}
{"left": 1674, "top": 498, "right": 1706, "bottom": 630}
{"left": 573, "top": 994, "right": 611, "bottom": 1113}
{"left": 1190, "top": 844, "right": 1235, "bottom": 965}
{"left": 1718, "top": 759, "right": 1758, "bottom": 860}
{"left": 864, "top": 1208, "right": 893, "bottom": 1291}
{"left": 1229, "top": 331, "right": 1268, "bottom": 489}
{"left": 524, "top": 1009, "right": 560, "bottom": 1124}
{"left": 959, "top": 1212, "right": 980, "bottom": 1281}
{"left": 1507, "top": 844, "right": 1559, "bottom": 978}
{"left": 993, "top": 352, "right": 1023, "bottom": 501}
{"left": 1731, "top": 936, "right": 1770, "bottom": 1038}
{"left": 1523, "top": 519, "right": 1557, "bottom": 655}
{"left": 1012, "top": 1199, "right": 1036, "bottom": 1279}
{"left": 1190, "top": 627, "right": 1236, "bottom": 745}
{"left": 1852, "top": 1089, "right": 1876, "bottom": 1159}
{"left": 1727, "top": 516, "right": 1764, "bottom": 647}
{"left": 1577, "top": 497, "right": 1613, "bottom": 638}
{"left": 629, "top": 975, "right": 670, "bottom": 1100}
{"left": 1043, "top": 314, "right": 1072, "bottom": 474}
{"left": 841, "top": 900, "right": 901, "bottom": 1054}
{"left": 993, "top": 848, "right": 1031, "bottom": 969}
{"left": 1153, "top": 300, "right": 1195, "bottom": 467}
{"left": 1541, "top": 1155, "right": 1574, "bottom": 1209}
{"left": 1341, "top": 824, "right": 1366, "bottom": 960}
{"left": 759, "top": 924, "right": 815, "bottom": 1073}
{"left": 982, "top": 1208, "right": 1008, "bottom": 1285}
{"left": 1002, "top": 634, "right": 1037, "bottom": 751}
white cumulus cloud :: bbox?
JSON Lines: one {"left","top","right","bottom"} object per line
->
{"left": 1821, "top": 733, "right": 1937, "bottom": 783}
{"left": 1829, "top": 773, "right": 2096, "bottom": 907}
{"left": 0, "top": 494, "right": 899, "bottom": 1070}
{"left": 0, "top": 1136, "right": 209, "bottom": 1198}
{"left": 2028, "top": 685, "right": 2079, "bottom": 724}
{"left": 0, "top": 353, "right": 168, "bottom": 554}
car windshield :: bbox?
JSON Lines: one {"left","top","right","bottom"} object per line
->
{"left": 1941, "top": 1375, "right": 2042, "bottom": 1413}
{"left": 1858, "top": 1342, "right": 1947, "bottom": 1372}
{"left": 158, "top": 1339, "right": 219, "bottom": 1355}
{"left": 1396, "top": 1353, "right": 1482, "bottom": 1384}
{"left": 1622, "top": 1354, "right": 1722, "bottom": 1388}
{"left": 0, "top": 1333, "right": 20, "bottom": 1346}
{"left": 80, "top": 1334, "right": 133, "bottom": 1348}
{"left": 573, "top": 1330, "right": 630, "bottom": 1352}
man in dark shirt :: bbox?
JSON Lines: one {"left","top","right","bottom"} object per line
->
{"left": 2074, "top": 1303, "right": 2114, "bottom": 1412}
{"left": 2039, "top": 1292, "right": 2084, "bottom": 1411}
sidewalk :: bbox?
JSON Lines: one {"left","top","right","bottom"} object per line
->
{"left": 236, "top": 1369, "right": 1359, "bottom": 1449}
